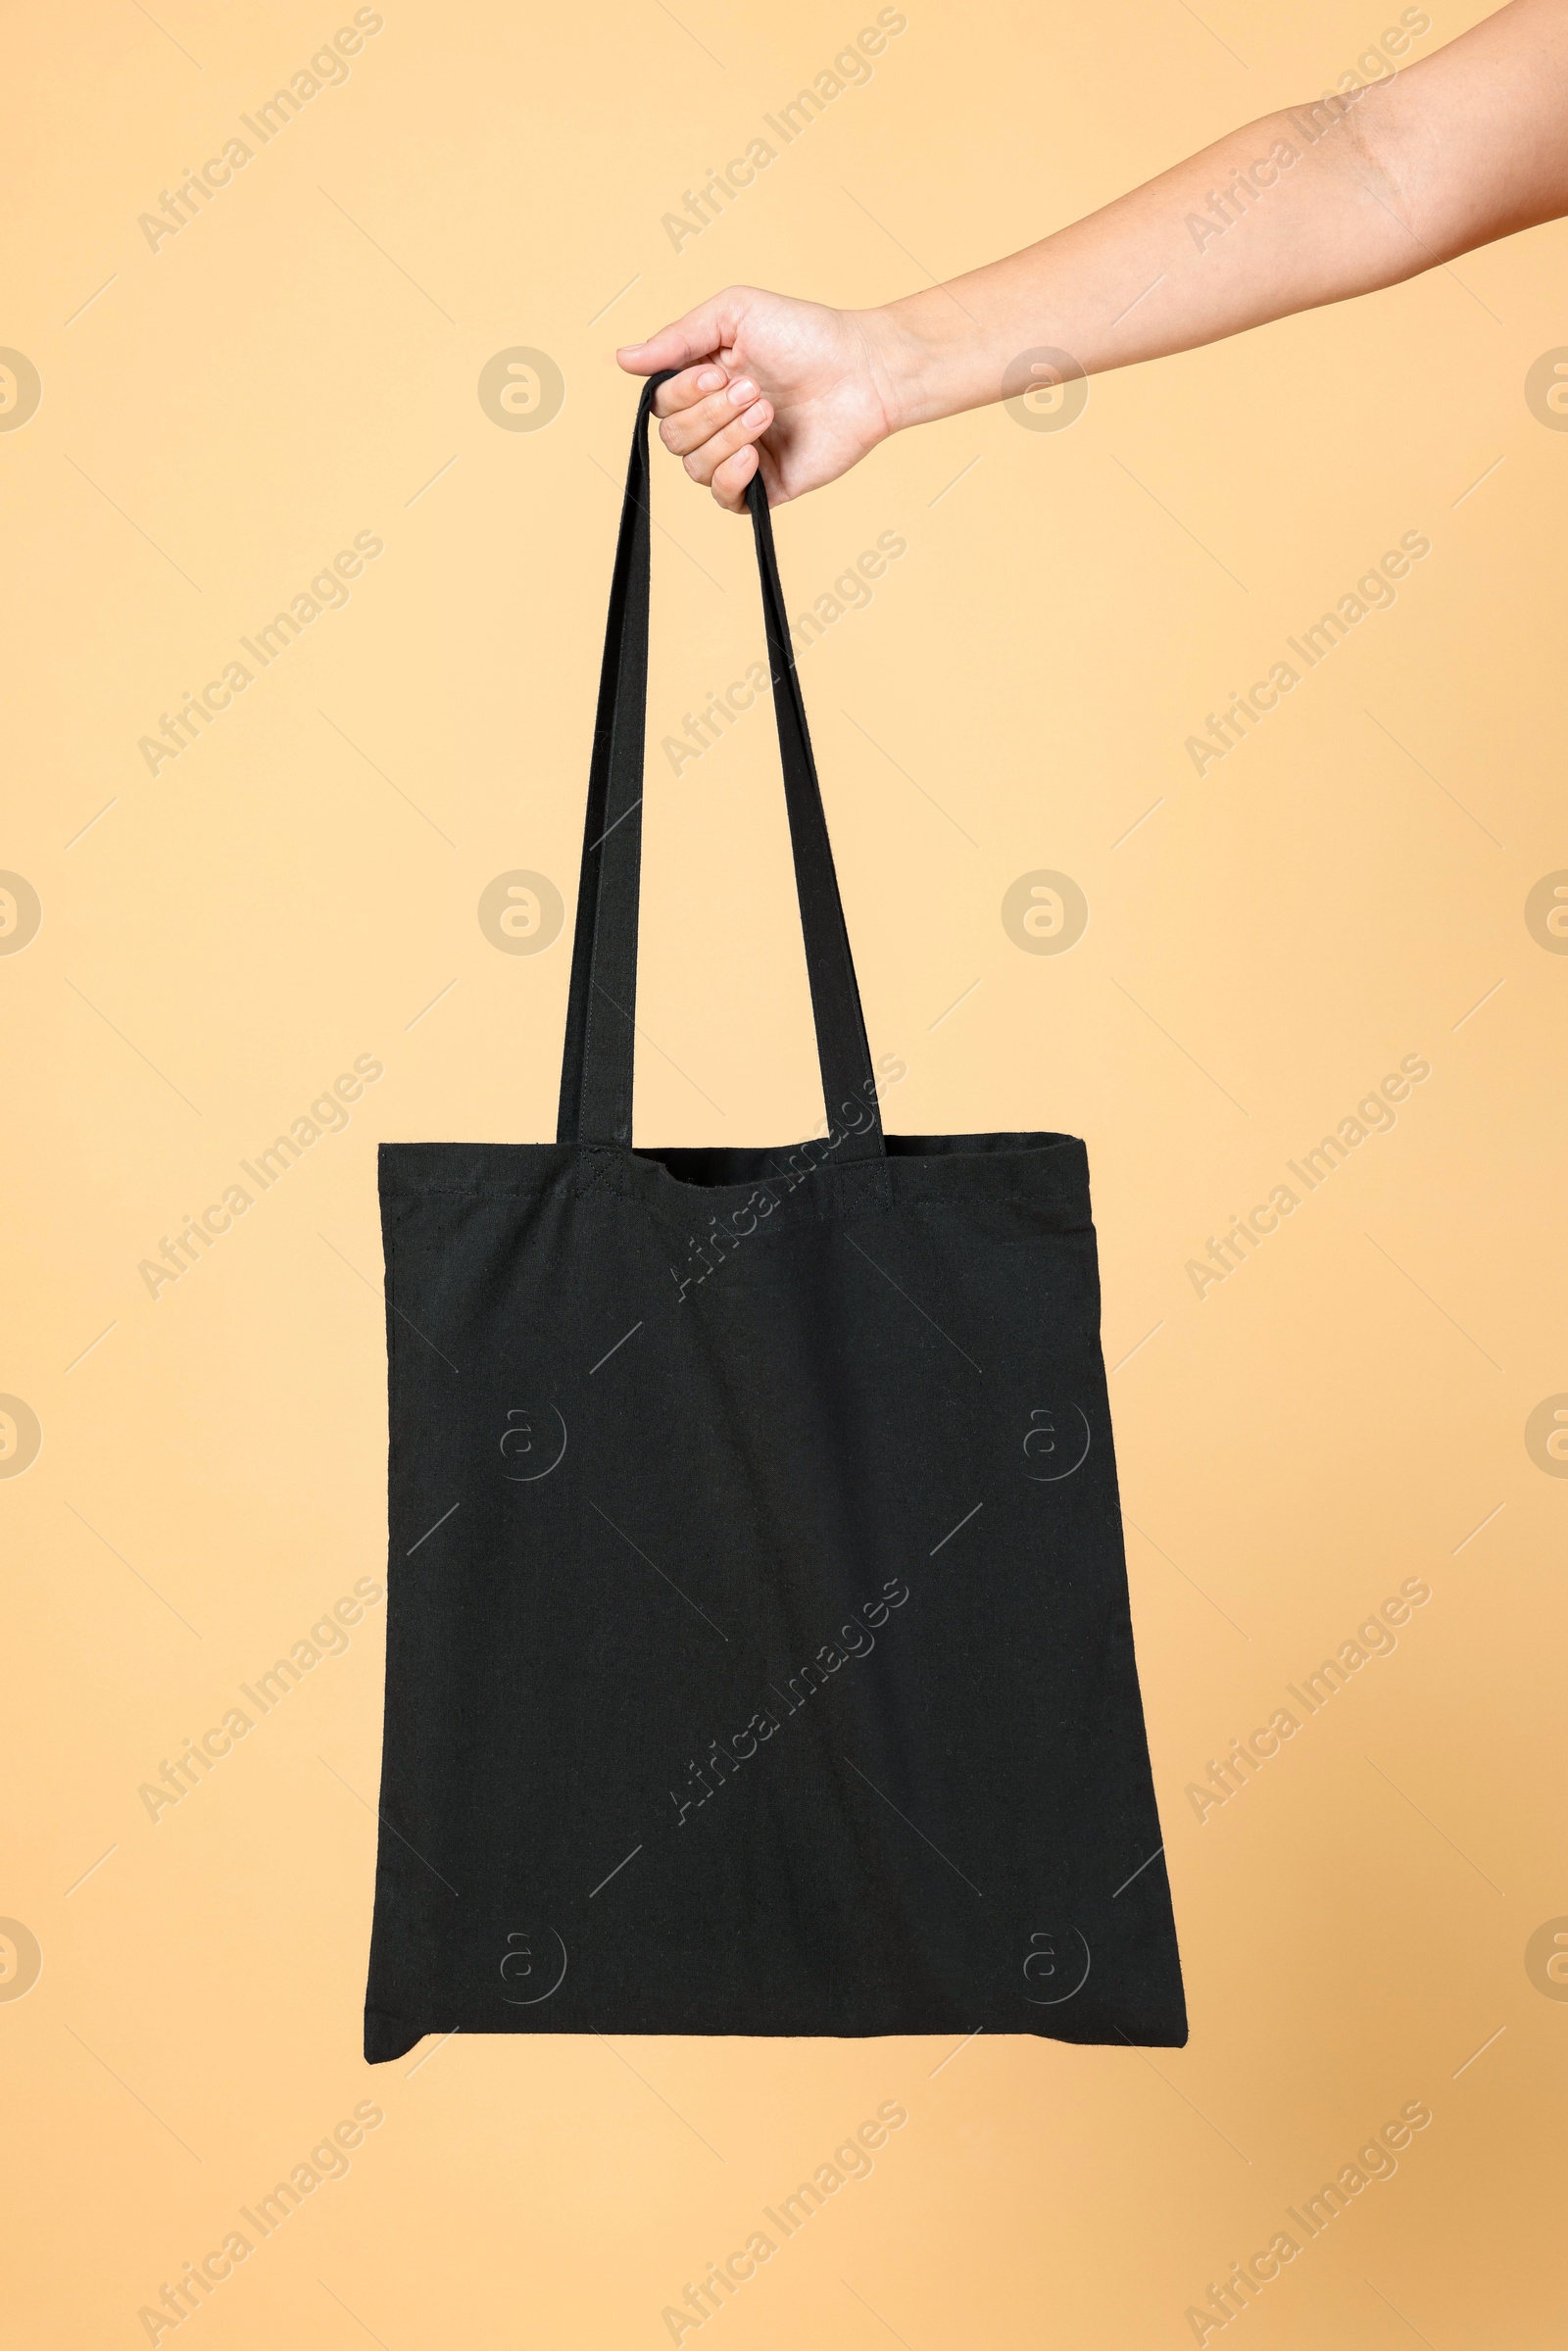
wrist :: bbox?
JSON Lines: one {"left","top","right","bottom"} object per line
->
{"left": 865, "top": 291, "right": 996, "bottom": 434}
{"left": 853, "top": 298, "right": 959, "bottom": 438}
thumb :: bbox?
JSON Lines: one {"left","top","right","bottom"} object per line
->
{"left": 616, "top": 290, "right": 742, "bottom": 375}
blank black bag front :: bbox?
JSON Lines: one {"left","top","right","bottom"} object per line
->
{"left": 364, "top": 378, "right": 1186, "bottom": 2061}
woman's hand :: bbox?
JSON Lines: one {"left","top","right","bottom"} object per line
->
{"left": 617, "top": 285, "right": 904, "bottom": 511}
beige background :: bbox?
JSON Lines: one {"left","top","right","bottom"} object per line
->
{"left": 4, "top": 0, "right": 1566, "bottom": 2342}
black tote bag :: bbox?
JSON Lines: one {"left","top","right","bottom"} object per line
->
{"left": 364, "top": 377, "right": 1186, "bottom": 2061}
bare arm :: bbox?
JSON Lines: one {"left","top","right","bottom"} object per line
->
{"left": 617, "top": 0, "right": 1568, "bottom": 507}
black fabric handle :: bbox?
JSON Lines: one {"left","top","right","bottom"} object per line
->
{"left": 557, "top": 375, "right": 885, "bottom": 1160}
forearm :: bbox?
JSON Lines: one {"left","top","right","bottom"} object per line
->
{"left": 870, "top": 102, "right": 1415, "bottom": 424}
{"left": 870, "top": 0, "right": 1568, "bottom": 429}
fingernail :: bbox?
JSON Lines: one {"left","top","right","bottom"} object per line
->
{"left": 745, "top": 401, "right": 770, "bottom": 425}
{"left": 727, "top": 378, "right": 758, "bottom": 404}
{"left": 698, "top": 367, "right": 725, "bottom": 390}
